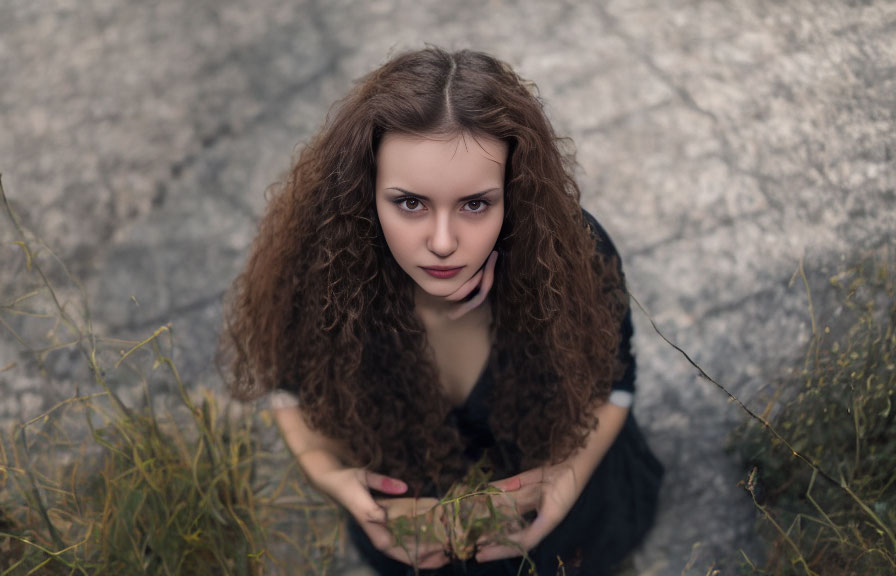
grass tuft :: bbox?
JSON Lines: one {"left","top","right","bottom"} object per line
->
{"left": 0, "top": 179, "right": 341, "bottom": 575}
{"left": 731, "top": 251, "right": 896, "bottom": 575}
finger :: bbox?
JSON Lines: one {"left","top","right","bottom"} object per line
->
{"left": 475, "top": 544, "right": 523, "bottom": 563}
{"left": 447, "top": 252, "right": 499, "bottom": 320}
{"left": 382, "top": 541, "right": 447, "bottom": 567}
{"left": 364, "top": 470, "right": 408, "bottom": 495}
{"left": 474, "top": 531, "right": 528, "bottom": 563}
{"left": 446, "top": 273, "right": 490, "bottom": 319}
{"left": 491, "top": 475, "right": 522, "bottom": 492}
{"left": 493, "top": 484, "right": 541, "bottom": 515}
{"left": 491, "top": 466, "right": 545, "bottom": 492}
{"left": 359, "top": 501, "right": 387, "bottom": 525}
{"left": 381, "top": 543, "right": 438, "bottom": 561}
{"left": 444, "top": 249, "right": 497, "bottom": 305}
{"left": 476, "top": 506, "right": 556, "bottom": 562}
{"left": 444, "top": 269, "right": 484, "bottom": 302}
{"left": 417, "top": 550, "right": 452, "bottom": 570}
{"left": 447, "top": 250, "right": 497, "bottom": 303}
{"left": 479, "top": 250, "right": 497, "bottom": 296}
{"left": 476, "top": 517, "right": 551, "bottom": 563}
{"left": 375, "top": 496, "right": 439, "bottom": 518}
{"left": 363, "top": 523, "right": 396, "bottom": 551}
{"left": 453, "top": 248, "right": 496, "bottom": 301}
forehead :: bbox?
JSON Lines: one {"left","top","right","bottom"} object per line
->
{"left": 376, "top": 132, "right": 507, "bottom": 192}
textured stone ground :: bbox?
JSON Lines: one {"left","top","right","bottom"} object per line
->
{"left": 2, "top": 1, "right": 894, "bottom": 574}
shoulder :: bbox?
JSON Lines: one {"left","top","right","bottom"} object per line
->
{"left": 580, "top": 208, "right": 623, "bottom": 263}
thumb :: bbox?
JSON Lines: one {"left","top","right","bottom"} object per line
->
{"left": 364, "top": 470, "right": 408, "bottom": 495}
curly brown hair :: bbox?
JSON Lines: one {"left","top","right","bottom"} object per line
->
{"left": 221, "top": 47, "right": 628, "bottom": 493}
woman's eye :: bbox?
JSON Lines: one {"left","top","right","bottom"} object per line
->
{"left": 397, "top": 198, "right": 422, "bottom": 211}
{"left": 465, "top": 200, "right": 487, "bottom": 212}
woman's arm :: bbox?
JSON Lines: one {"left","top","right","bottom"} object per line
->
{"left": 273, "top": 405, "right": 353, "bottom": 483}
{"left": 567, "top": 400, "right": 629, "bottom": 482}
{"left": 273, "top": 406, "right": 449, "bottom": 568}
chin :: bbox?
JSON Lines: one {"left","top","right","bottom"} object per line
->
{"left": 418, "top": 284, "right": 458, "bottom": 298}
{"left": 415, "top": 277, "right": 463, "bottom": 298}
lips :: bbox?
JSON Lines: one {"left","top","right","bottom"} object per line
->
{"left": 421, "top": 266, "right": 463, "bottom": 279}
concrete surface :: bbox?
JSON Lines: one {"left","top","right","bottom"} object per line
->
{"left": 2, "top": 0, "right": 894, "bottom": 574}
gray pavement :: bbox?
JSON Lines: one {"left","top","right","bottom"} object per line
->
{"left": 2, "top": 0, "right": 895, "bottom": 574}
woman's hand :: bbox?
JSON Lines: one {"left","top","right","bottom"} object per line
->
{"left": 474, "top": 462, "right": 584, "bottom": 563}
{"left": 475, "top": 403, "right": 629, "bottom": 562}
{"left": 311, "top": 466, "right": 450, "bottom": 569}
{"left": 273, "top": 408, "right": 450, "bottom": 567}
{"left": 376, "top": 496, "right": 451, "bottom": 566}
{"left": 446, "top": 251, "right": 498, "bottom": 320}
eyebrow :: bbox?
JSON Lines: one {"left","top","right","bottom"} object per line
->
{"left": 385, "top": 187, "right": 502, "bottom": 202}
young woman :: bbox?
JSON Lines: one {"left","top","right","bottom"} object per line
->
{"left": 223, "top": 47, "right": 663, "bottom": 575}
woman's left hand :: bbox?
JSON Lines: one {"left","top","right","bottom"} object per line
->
{"left": 446, "top": 251, "right": 498, "bottom": 320}
{"left": 476, "top": 403, "right": 629, "bottom": 562}
{"left": 474, "top": 462, "right": 584, "bottom": 562}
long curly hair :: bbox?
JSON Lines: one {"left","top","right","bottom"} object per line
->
{"left": 221, "top": 47, "right": 628, "bottom": 493}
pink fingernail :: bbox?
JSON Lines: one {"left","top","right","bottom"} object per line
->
{"left": 384, "top": 478, "right": 405, "bottom": 491}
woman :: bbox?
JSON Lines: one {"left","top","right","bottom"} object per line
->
{"left": 223, "top": 47, "right": 663, "bottom": 575}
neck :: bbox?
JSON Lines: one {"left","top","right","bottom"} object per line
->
{"left": 414, "top": 286, "right": 457, "bottom": 317}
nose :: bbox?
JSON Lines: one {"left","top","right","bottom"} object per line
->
{"left": 427, "top": 213, "right": 457, "bottom": 258}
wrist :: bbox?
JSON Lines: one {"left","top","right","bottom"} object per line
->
{"left": 296, "top": 447, "right": 345, "bottom": 488}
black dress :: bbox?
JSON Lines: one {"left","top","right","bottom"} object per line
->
{"left": 349, "top": 211, "right": 664, "bottom": 576}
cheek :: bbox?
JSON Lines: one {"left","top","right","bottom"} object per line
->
{"left": 379, "top": 215, "right": 415, "bottom": 262}
{"left": 461, "top": 217, "right": 503, "bottom": 268}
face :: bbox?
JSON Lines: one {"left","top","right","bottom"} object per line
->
{"left": 375, "top": 132, "right": 507, "bottom": 300}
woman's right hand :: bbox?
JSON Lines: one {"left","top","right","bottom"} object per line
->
{"left": 272, "top": 408, "right": 448, "bottom": 567}
{"left": 311, "top": 465, "right": 450, "bottom": 569}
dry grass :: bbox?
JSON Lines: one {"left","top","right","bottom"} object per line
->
{"left": 730, "top": 253, "right": 896, "bottom": 575}
{"left": 0, "top": 179, "right": 341, "bottom": 575}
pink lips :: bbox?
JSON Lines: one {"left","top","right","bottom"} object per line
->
{"left": 421, "top": 266, "right": 463, "bottom": 279}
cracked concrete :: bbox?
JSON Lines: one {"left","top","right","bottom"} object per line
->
{"left": 2, "top": 1, "right": 894, "bottom": 574}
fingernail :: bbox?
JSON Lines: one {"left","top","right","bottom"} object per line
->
{"left": 384, "top": 478, "right": 406, "bottom": 491}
